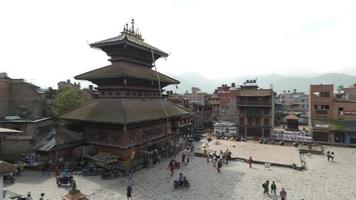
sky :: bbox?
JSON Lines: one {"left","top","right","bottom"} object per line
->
{"left": 1, "top": 0, "right": 356, "bottom": 88}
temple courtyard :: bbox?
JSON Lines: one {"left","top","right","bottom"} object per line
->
{"left": 5, "top": 144, "right": 356, "bottom": 200}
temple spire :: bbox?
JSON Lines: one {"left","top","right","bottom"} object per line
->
{"left": 131, "top": 19, "right": 135, "bottom": 33}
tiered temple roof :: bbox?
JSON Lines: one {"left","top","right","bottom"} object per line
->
{"left": 60, "top": 19, "right": 189, "bottom": 124}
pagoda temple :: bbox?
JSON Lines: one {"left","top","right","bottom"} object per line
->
{"left": 60, "top": 19, "right": 191, "bottom": 162}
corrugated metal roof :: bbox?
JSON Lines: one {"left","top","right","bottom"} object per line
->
{"left": 60, "top": 98, "right": 190, "bottom": 124}
{"left": 75, "top": 60, "right": 179, "bottom": 84}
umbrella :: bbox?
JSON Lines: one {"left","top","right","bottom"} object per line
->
{"left": 0, "top": 161, "right": 15, "bottom": 200}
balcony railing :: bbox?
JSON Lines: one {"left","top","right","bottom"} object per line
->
{"left": 316, "top": 109, "right": 328, "bottom": 114}
{"left": 236, "top": 101, "right": 272, "bottom": 106}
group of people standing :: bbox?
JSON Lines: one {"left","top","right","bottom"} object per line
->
{"left": 204, "top": 149, "right": 231, "bottom": 173}
{"left": 262, "top": 180, "right": 287, "bottom": 200}
{"left": 168, "top": 147, "right": 193, "bottom": 177}
{"left": 326, "top": 151, "right": 335, "bottom": 162}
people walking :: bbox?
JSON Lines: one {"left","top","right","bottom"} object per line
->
{"left": 212, "top": 151, "right": 217, "bottom": 167}
{"left": 327, "top": 151, "right": 330, "bottom": 161}
{"left": 280, "top": 188, "right": 287, "bottom": 200}
{"left": 169, "top": 158, "right": 175, "bottom": 177}
{"left": 262, "top": 180, "right": 269, "bottom": 195}
{"left": 271, "top": 181, "right": 277, "bottom": 195}
{"left": 181, "top": 153, "right": 186, "bottom": 165}
{"left": 217, "top": 159, "right": 222, "bottom": 173}
{"left": 55, "top": 164, "right": 60, "bottom": 178}
{"left": 128, "top": 169, "right": 133, "bottom": 185}
{"left": 331, "top": 152, "right": 335, "bottom": 162}
{"left": 248, "top": 156, "right": 253, "bottom": 168}
{"left": 127, "top": 185, "right": 132, "bottom": 200}
{"left": 206, "top": 152, "right": 210, "bottom": 163}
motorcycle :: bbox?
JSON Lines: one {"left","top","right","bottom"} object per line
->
{"left": 4, "top": 173, "right": 15, "bottom": 184}
{"left": 56, "top": 174, "right": 74, "bottom": 187}
{"left": 173, "top": 178, "right": 190, "bottom": 189}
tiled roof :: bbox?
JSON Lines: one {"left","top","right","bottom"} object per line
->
{"left": 237, "top": 89, "right": 273, "bottom": 97}
{"left": 90, "top": 32, "right": 168, "bottom": 57}
{"left": 75, "top": 60, "right": 179, "bottom": 84}
{"left": 60, "top": 98, "right": 190, "bottom": 124}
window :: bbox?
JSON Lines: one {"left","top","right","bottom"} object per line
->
{"left": 264, "top": 118, "right": 269, "bottom": 126}
{"left": 264, "top": 110, "right": 270, "bottom": 115}
{"left": 248, "top": 118, "right": 253, "bottom": 126}
{"left": 116, "top": 91, "right": 120, "bottom": 95}
{"left": 239, "top": 117, "right": 244, "bottom": 125}
{"left": 320, "top": 105, "right": 330, "bottom": 110}
{"left": 255, "top": 118, "right": 260, "bottom": 125}
{"left": 313, "top": 92, "right": 320, "bottom": 97}
{"left": 108, "top": 91, "right": 112, "bottom": 95}
{"left": 320, "top": 92, "right": 330, "bottom": 97}
{"left": 338, "top": 107, "right": 344, "bottom": 115}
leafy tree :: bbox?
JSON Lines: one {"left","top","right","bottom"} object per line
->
{"left": 51, "top": 86, "right": 89, "bottom": 115}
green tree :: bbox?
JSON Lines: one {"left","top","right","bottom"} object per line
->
{"left": 51, "top": 86, "right": 89, "bottom": 115}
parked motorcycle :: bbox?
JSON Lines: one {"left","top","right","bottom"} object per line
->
{"left": 4, "top": 173, "right": 15, "bottom": 184}
{"left": 56, "top": 173, "right": 74, "bottom": 187}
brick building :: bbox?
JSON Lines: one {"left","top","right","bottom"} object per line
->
{"left": 236, "top": 80, "right": 274, "bottom": 139}
{"left": 275, "top": 89, "right": 309, "bottom": 114}
{"left": 60, "top": 20, "right": 191, "bottom": 163}
{"left": 0, "top": 73, "right": 48, "bottom": 120}
{"left": 310, "top": 84, "right": 356, "bottom": 144}
{"left": 214, "top": 83, "right": 237, "bottom": 122}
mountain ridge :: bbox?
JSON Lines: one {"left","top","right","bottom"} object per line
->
{"left": 165, "top": 72, "right": 356, "bottom": 94}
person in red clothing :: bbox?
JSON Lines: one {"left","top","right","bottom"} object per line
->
{"left": 54, "top": 163, "right": 60, "bottom": 178}
{"left": 169, "top": 158, "right": 175, "bottom": 177}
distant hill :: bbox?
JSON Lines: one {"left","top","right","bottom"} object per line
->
{"left": 165, "top": 73, "right": 356, "bottom": 94}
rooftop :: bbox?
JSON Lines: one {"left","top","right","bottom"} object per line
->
{"left": 90, "top": 19, "right": 168, "bottom": 58}
{"left": 60, "top": 98, "right": 190, "bottom": 124}
{"left": 75, "top": 60, "right": 179, "bottom": 84}
{"left": 237, "top": 89, "right": 273, "bottom": 97}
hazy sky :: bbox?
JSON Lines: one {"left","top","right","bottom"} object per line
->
{"left": 1, "top": 0, "right": 356, "bottom": 88}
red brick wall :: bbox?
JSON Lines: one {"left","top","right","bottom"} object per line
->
{"left": 310, "top": 84, "right": 335, "bottom": 120}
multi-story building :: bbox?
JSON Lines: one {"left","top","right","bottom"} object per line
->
{"left": 214, "top": 83, "right": 237, "bottom": 122}
{"left": 0, "top": 73, "right": 49, "bottom": 120}
{"left": 236, "top": 80, "right": 274, "bottom": 139}
{"left": 275, "top": 89, "right": 309, "bottom": 114}
{"left": 310, "top": 84, "right": 356, "bottom": 144}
